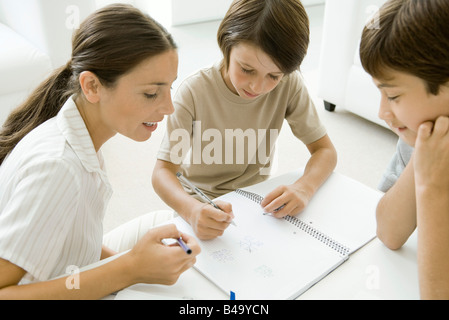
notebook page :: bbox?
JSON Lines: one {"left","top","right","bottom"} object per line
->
{"left": 239, "top": 171, "right": 381, "bottom": 254}
{"left": 298, "top": 173, "right": 380, "bottom": 252}
{"left": 173, "top": 191, "right": 345, "bottom": 300}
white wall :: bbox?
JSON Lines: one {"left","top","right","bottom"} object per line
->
{"left": 171, "top": 0, "right": 325, "bottom": 26}
{"left": 95, "top": 0, "right": 172, "bottom": 28}
{"left": 302, "top": 0, "right": 326, "bottom": 6}
{"left": 94, "top": 0, "right": 326, "bottom": 27}
{"left": 171, "top": 0, "right": 232, "bottom": 26}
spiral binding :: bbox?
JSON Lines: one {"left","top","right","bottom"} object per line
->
{"left": 235, "top": 189, "right": 264, "bottom": 204}
{"left": 283, "top": 215, "right": 350, "bottom": 256}
{"left": 235, "top": 189, "right": 350, "bottom": 256}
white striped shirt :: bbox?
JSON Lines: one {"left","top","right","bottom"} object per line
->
{"left": 0, "top": 96, "right": 113, "bottom": 284}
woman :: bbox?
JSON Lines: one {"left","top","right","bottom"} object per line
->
{"left": 0, "top": 4, "right": 199, "bottom": 299}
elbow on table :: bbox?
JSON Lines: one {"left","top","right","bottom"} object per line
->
{"left": 376, "top": 228, "right": 406, "bottom": 251}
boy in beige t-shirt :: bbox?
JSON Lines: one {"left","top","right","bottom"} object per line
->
{"left": 153, "top": 0, "right": 337, "bottom": 240}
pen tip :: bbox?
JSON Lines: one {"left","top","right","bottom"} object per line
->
{"left": 176, "top": 172, "right": 181, "bottom": 177}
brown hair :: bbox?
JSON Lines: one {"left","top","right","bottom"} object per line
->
{"left": 0, "top": 4, "right": 176, "bottom": 164}
{"left": 360, "top": 0, "right": 449, "bottom": 95}
{"left": 217, "top": 0, "right": 309, "bottom": 74}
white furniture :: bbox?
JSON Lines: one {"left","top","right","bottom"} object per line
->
{"left": 318, "top": 0, "right": 388, "bottom": 129}
{"left": 0, "top": 0, "right": 95, "bottom": 126}
{"left": 0, "top": 23, "right": 51, "bottom": 125}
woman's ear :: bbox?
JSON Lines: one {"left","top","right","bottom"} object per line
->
{"left": 78, "top": 71, "right": 102, "bottom": 104}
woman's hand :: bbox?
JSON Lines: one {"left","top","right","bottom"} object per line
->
{"left": 127, "top": 224, "right": 200, "bottom": 285}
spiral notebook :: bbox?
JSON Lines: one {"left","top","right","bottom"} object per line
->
{"left": 173, "top": 170, "right": 382, "bottom": 300}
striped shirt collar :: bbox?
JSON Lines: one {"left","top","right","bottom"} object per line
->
{"left": 56, "top": 96, "right": 105, "bottom": 175}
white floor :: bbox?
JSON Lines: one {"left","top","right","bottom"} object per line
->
{"left": 101, "top": 5, "right": 399, "bottom": 233}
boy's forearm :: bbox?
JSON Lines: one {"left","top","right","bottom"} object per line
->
{"left": 376, "top": 160, "right": 417, "bottom": 250}
{"left": 152, "top": 161, "right": 199, "bottom": 222}
{"left": 297, "top": 143, "right": 337, "bottom": 198}
{"left": 416, "top": 186, "right": 449, "bottom": 299}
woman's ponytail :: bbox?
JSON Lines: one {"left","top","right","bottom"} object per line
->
{"left": 0, "top": 62, "right": 74, "bottom": 165}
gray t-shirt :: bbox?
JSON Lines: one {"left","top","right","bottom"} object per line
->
{"left": 378, "top": 138, "right": 414, "bottom": 192}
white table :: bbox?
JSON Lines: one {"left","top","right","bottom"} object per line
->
{"left": 300, "top": 232, "right": 419, "bottom": 299}
{"left": 112, "top": 234, "right": 419, "bottom": 300}
{"left": 111, "top": 171, "right": 420, "bottom": 300}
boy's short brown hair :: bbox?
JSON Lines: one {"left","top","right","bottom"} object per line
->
{"left": 217, "top": 0, "right": 309, "bottom": 75}
{"left": 360, "top": 0, "right": 449, "bottom": 95}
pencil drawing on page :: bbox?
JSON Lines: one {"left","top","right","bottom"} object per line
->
{"left": 254, "top": 264, "right": 274, "bottom": 278}
{"left": 210, "top": 249, "right": 234, "bottom": 263}
{"left": 239, "top": 235, "right": 264, "bottom": 253}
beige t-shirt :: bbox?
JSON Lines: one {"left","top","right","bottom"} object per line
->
{"left": 158, "top": 62, "right": 326, "bottom": 198}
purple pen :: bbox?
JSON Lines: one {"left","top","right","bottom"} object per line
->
{"left": 177, "top": 237, "right": 192, "bottom": 255}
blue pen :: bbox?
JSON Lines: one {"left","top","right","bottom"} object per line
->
{"left": 177, "top": 237, "right": 192, "bottom": 255}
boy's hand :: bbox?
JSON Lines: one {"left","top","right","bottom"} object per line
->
{"left": 261, "top": 184, "right": 311, "bottom": 218}
{"left": 415, "top": 116, "right": 449, "bottom": 190}
{"left": 189, "top": 200, "right": 234, "bottom": 240}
